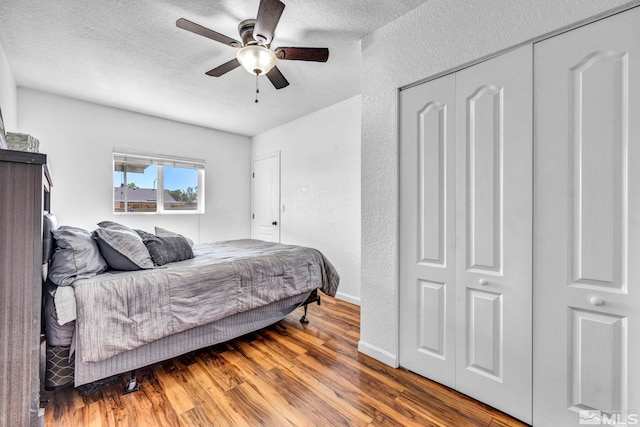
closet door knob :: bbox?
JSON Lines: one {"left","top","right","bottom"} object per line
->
{"left": 478, "top": 278, "right": 489, "bottom": 286}
{"left": 590, "top": 296, "right": 605, "bottom": 306}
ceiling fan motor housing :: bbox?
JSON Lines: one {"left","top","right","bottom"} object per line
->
{"left": 238, "top": 19, "right": 259, "bottom": 46}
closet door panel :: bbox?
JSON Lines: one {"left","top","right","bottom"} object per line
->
{"left": 534, "top": 6, "right": 640, "bottom": 426}
{"left": 571, "top": 51, "right": 627, "bottom": 290}
{"left": 465, "top": 85, "right": 502, "bottom": 272}
{"left": 400, "top": 74, "right": 457, "bottom": 387}
{"left": 418, "top": 101, "right": 447, "bottom": 265}
{"left": 569, "top": 309, "right": 626, "bottom": 412}
{"left": 455, "top": 44, "right": 533, "bottom": 424}
{"left": 465, "top": 288, "right": 502, "bottom": 379}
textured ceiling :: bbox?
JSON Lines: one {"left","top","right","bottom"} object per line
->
{"left": 0, "top": 0, "right": 428, "bottom": 136}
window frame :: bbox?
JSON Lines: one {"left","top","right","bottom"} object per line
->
{"left": 113, "top": 149, "right": 205, "bottom": 215}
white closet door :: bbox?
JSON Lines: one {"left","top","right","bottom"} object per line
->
{"left": 455, "top": 44, "right": 533, "bottom": 424}
{"left": 534, "top": 7, "right": 640, "bottom": 427}
{"left": 399, "top": 73, "right": 457, "bottom": 387}
{"left": 400, "top": 45, "right": 533, "bottom": 422}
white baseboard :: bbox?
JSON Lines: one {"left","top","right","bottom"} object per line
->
{"left": 357, "top": 340, "right": 399, "bottom": 368}
{"left": 334, "top": 291, "right": 360, "bottom": 306}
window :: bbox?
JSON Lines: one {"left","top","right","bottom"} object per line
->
{"left": 113, "top": 150, "right": 205, "bottom": 214}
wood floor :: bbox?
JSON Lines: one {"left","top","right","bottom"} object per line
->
{"left": 43, "top": 296, "right": 528, "bottom": 427}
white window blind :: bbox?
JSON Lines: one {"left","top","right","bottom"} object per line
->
{"left": 113, "top": 151, "right": 205, "bottom": 170}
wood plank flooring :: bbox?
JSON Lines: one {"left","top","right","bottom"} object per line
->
{"left": 43, "top": 296, "right": 528, "bottom": 426}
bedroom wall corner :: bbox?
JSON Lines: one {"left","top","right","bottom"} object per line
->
{"left": 358, "top": 340, "right": 398, "bottom": 368}
{"left": 0, "top": 40, "right": 17, "bottom": 131}
{"left": 16, "top": 88, "right": 252, "bottom": 242}
{"left": 252, "top": 95, "right": 362, "bottom": 306}
{"left": 360, "top": 0, "right": 635, "bottom": 368}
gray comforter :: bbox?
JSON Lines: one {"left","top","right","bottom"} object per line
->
{"left": 72, "top": 239, "right": 339, "bottom": 362}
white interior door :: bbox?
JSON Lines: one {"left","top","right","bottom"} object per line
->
{"left": 399, "top": 73, "right": 457, "bottom": 388}
{"left": 455, "top": 44, "right": 533, "bottom": 424}
{"left": 252, "top": 153, "right": 280, "bottom": 242}
{"left": 534, "top": 7, "right": 640, "bottom": 427}
{"left": 400, "top": 45, "right": 533, "bottom": 423}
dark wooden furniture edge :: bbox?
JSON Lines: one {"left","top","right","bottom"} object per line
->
{"left": 0, "top": 149, "right": 53, "bottom": 190}
{"left": 0, "top": 149, "right": 47, "bottom": 164}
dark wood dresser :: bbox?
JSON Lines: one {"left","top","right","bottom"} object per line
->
{"left": 0, "top": 149, "right": 52, "bottom": 427}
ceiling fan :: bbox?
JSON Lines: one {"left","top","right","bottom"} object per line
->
{"left": 176, "top": 0, "right": 329, "bottom": 95}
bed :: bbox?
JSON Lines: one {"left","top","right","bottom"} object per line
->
{"left": 41, "top": 215, "right": 339, "bottom": 391}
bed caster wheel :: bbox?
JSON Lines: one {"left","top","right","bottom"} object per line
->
{"left": 299, "top": 290, "right": 321, "bottom": 324}
{"left": 123, "top": 374, "right": 139, "bottom": 395}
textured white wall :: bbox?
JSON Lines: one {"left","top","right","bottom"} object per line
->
{"left": 0, "top": 41, "right": 17, "bottom": 131}
{"left": 17, "top": 88, "right": 251, "bottom": 243}
{"left": 360, "top": 0, "right": 637, "bottom": 366}
{"left": 252, "top": 95, "right": 361, "bottom": 305}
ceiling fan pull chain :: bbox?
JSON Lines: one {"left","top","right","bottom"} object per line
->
{"left": 255, "top": 73, "right": 260, "bottom": 103}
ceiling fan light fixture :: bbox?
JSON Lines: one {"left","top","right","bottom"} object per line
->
{"left": 236, "top": 45, "right": 277, "bottom": 75}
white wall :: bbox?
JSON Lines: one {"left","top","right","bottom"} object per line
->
{"left": 360, "top": 0, "right": 637, "bottom": 366}
{"left": 17, "top": 88, "right": 251, "bottom": 242}
{"left": 252, "top": 95, "right": 361, "bottom": 305}
{"left": 0, "top": 41, "right": 17, "bottom": 131}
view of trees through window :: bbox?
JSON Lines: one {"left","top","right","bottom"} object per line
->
{"left": 163, "top": 166, "right": 198, "bottom": 211}
{"left": 113, "top": 153, "right": 204, "bottom": 214}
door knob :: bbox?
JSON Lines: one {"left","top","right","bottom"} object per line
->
{"left": 272, "top": 221, "right": 278, "bottom": 226}
{"left": 590, "top": 296, "right": 605, "bottom": 306}
{"left": 478, "top": 278, "right": 489, "bottom": 286}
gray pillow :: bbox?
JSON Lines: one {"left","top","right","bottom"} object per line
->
{"left": 97, "top": 220, "right": 135, "bottom": 233}
{"left": 92, "top": 227, "right": 154, "bottom": 271}
{"left": 49, "top": 226, "right": 108, "bottom": 286}
{"left": 136, "top": 229, "right": 194, "bottom": 266}
{"left": 154, "top": 226, "right": 194, "bottom": 247}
